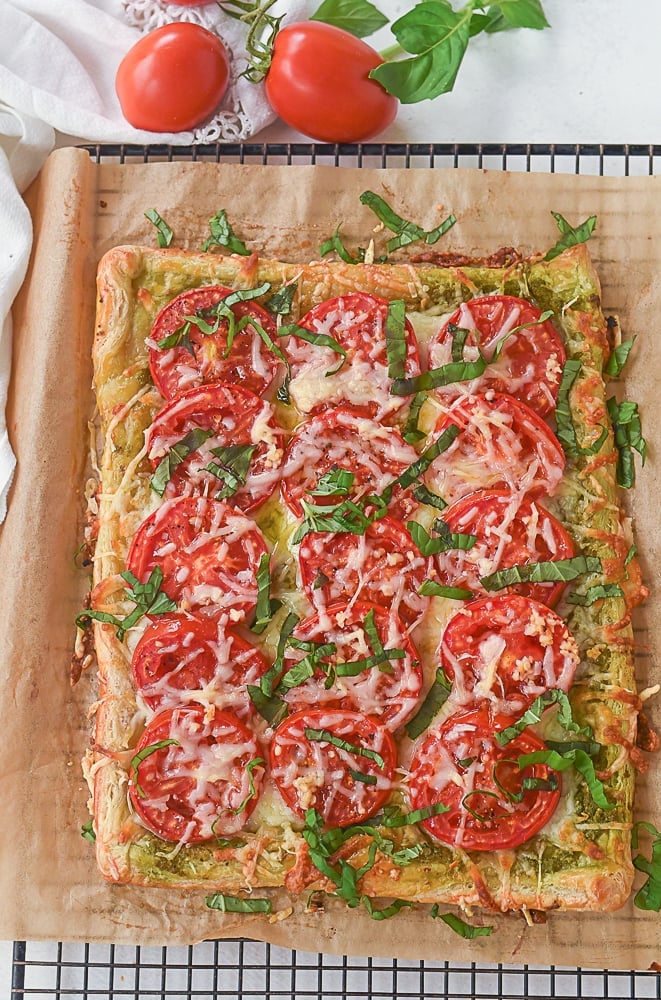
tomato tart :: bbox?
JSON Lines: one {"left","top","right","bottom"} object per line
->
{"left": 81, "top": 240, "right": 645, "bottom": 922}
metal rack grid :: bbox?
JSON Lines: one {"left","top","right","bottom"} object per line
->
{"left": 12, "top": 141, "right": 659, "bottom": 1000}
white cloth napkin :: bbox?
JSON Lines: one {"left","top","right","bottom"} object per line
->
{"left": 0, "top": 0, "right": 306, "bottom": 521}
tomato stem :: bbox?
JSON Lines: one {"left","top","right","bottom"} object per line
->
{"left": 378, "top": 42, "right": 404, "bottom": 61}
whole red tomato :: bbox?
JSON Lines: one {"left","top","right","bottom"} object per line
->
{"left": 265, "top": 21, "right": 398, "bottom": 142}
{"left": 116, "top": 23, "right": 230, "bottom": 132}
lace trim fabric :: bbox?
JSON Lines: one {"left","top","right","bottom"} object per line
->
{"left": 121, "top": 0, "right": 307, "bottom": 141}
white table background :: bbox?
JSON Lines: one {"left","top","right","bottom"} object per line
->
{"left": 1, "top": 0, "right": 659, "bottom": 994}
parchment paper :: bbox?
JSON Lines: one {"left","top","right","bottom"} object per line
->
{"left": 1, "top": 147, "right": 660, "bottom": 967}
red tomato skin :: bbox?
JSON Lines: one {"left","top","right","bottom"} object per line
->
{"left": 265, "top": 22, "right": 398, "bottom": 143}
{"left": 116, "top": 23, "right": 230, "bottom": 132}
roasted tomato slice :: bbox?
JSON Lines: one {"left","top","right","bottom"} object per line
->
{"left": 281, "top": 602, "right": 423, "bottom": 730}
{"left": 126, "top": 496, "right": 268, "bottom": 621}
{"left": 287, "top": 293, "right": 420, "bottom": 421}
{"left": 281, "top": 407, "right": 419, "bottom": 520}
{"left": 428, "top": 295, "right": 565, "bottom": 417}
{"left": 270, "top": 708, "right": 396, "bottom": 826}
{"left": 424, "top": 392, "right": 565, "bottom": 504}
{"left": 148, "top": 285, "right": 279, "bottom": 400}
{"left": 440, "top": 595, "right": 579, "bottom": 713}
{"left": 299, "top": 516, "right": 430, "bottom": 627}
{"left": 408, "top": 706, "right": 560, "bottom": 851}
{"left": 128, "top": 705, "right": 265, "bottom": 843}
{"left": 435, "top": 489, "right": 576, "bottom": 607}
{"left": 131, "top": 612, "right": 268, "bottom": 720}
{"left": 146, "top": 383, "right": 284, "bottom": 511}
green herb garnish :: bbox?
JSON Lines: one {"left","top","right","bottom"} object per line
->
{"left": 203, "top": 443, "right": 256, "bottom": 500}
{"left": 430, "top": 905, "right": 493, "bottom": 938}
{"left": 202, "top": 209, "right": 250, "bottom": 255}
{"left": 144, "top": 208, "right": 174, "bottom": 248}
{"left": 75, "top": 566, "right": 177, "bottom": 642}
{"left": 418, "top": 580, "right": 472, "bottom": 600}
{"left": 250, "top": 553, "right": 282, "bottom": 635}
{"left": 607, "top": 396, "right": 646, "bottom": 488}
{"left": 544, "top": 211, "right": 597, "bottom": 261}
{"left": 130, "top": 739, "right": 179, "bottom": 799}
{"left": 384, "top": 299, "right": 407, "bottom": 380}
{"left": 304, "top": 727, "right": 386, "bottom": 769}
{"left": 632, "top": 822, "right": 661, "bottom": 911}
{"left": 205, "top": 893, "right": 272, "bottom": 913}
{"left": 480, "top": 555, "right": 602, "bottom": 591}
{"left": 150, "top": 427, "right": 214, "bottom": 497}
{"left": 359, "top": 190, "right": 456, "bottom": 252}
{"left": 405, "top": 666, "right": 452, "bottom": 739}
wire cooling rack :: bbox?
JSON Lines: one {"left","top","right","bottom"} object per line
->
{"left": 13, "top": 141, "right": 660, "bottom": 1000}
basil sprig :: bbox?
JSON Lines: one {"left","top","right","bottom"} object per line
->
{"left": 360, "top": 190, "right": 456, "bottom": 252}
{"left": 75, "top": 566, "right": 177, "bottom": 642}
{"left": 405, "top": 666, "right": 452, "bottom": 739}
{"left": 607, "top": 396, "right": 646, "bottom": 488}
{"left": 430, "top": 905, "right": 493, "bottom": 938}
{"left": 544, "top": 211, "right": 597, "bottom": 262}
{"left": 144, "top": 208, "right": 174, "bottom": 248}
{"left": 205, "top": 893, "right": 272, "bottom": 914}
{"left": 203, "top": 443, "right": 256, "bottom": 499}
{"left": 480, "top": 555, "right": 602, "bottom": 591}
{"left": 150, "top": 427, "right": 214, "bottom": 497}
{"left": 632, "top": 821, "right": 661, "bottom": 912}
{"left": 130, "top": 739, "right": 179, "bottom": 798}
{"left": 201, "top": 209, "right": 250, "bottom": 255}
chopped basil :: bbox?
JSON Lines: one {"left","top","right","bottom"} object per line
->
{"left": 319, "top": 224, "right": 367, "bottom": 264}
{"left": 412, "top": 484, "right": 447, "bottom": 509}
{"left": 349, "top": 769, "right": 377, "bottom": 786}
{"left": 362, "top": 897, "right": 414, "bottom": 921}
{"left": 518, "top": 748, "right": 614, "bottom": 812}
{"left": 292, "top": 497, "right": 379, "bottom": 545}
{"left": 407, "top": 520, "right": 476, "bottom": 557}
{"left": 544, "top": 211, "right": 597, "bottom": 262}
{"left": 632, "top": 821, "right": 661, "bottom": 912}
{"left": 156, "top": 321, "right": 193, "bottom": 353}
{"left": 250, "top": 553, "right": 282, "bottom": 635}
{"left": 279, "top": 640, "right": 336, "bottom": 690}
{"left": 144, "top": 208, "right": 174, "bottom": 248}
{"left": 246, "top": 685, "right": 287, "bottom": 727}
{"left": 544, "top": 739, "right": 601, "bottom": 755}
{"left": 405, "top": 666, "right": 452, "bottom": 739}
{"left": 359, "top": 190, "right": 456, "bottom": 253}
{"left": 449, "top": 323, "right": 470, "bottom": 362}
{"left": 402, "top": 391, "right": 427, "bottom": 444}
{"left": 430, "top": 906, "right": 493, "bottom": 938}
{"left": 335, "top": 649, "right": 404, "bottom": 677}
{"left": 231, "top": 757, "right": 265, "bottom": 815}
{"left": 265, "top": 283, "right": 297, "bottom": 316}
{"left": 313, "top": 570, "right": 330, "bottom": 590}
{"left": 279, "top": 322, "right": 347, "bottom": 376}
{"left": 75, "top": 566, "right": 177, "bottom": 642}
{"left": 201, "top": 209, "right": 250, "bottom": 255}
{"left": 81, "top": 820, "right": 96, "bottom": 843}
{"left": 259, "top": 611, "right": 300, "bottom": 697}
{"left": 480, "top": 554, "right": 602, "bottom": 591}
{"left": 130, "top": 739, "right": 179, "bottom": 799}
{"left": 307, "top": 467, "right": 355, "bottom": 497}
{"left": 383, "top": 424, "right": 461, "bottom": 501}
{"left": 607, "top": 396, "right": 647, "bottom": 488}
{"left": 304, "top": 727, "right": 386, "bottom": 769}
{"left": 418, "top": 580, "right": 472, "bottom": 600}
{"left": 205, "top": 893, "right": 272, "bottom": 913}
{"left": 604, "top": 338, "right": 636, "bottom": 378}
{"left": 381, "top": 802, "right": 450, "bottom": 827}
{"left": 492, "top": 760, "right": 559, "bottom": 804}
{"left": 496, "top": 689, "right": 593, "bottom": 746}
{"left": 203, "top": 443, "right": 256, "bottom": 500}
{"left": 150, "top": 427, "right": 214, "bottom": 497}
{"left": 385, "top": 299, "right": 407, "bottom": 380}
{"left": 566, "top": 583, "right": 624, "bottom": 606}
{"left": 625, "top": 544, "right": 637, "bottom": 568}
{"left": 461, "top": 789, "right": 501, "bottom": 822}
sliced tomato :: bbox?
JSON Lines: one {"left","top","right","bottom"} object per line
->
{"left": 408, "top": 706, "right": 560, "bottom": 851}
{"left": 126, "top": 496, "right": 267, "bottom": 620}
{"left": 299, "top": 517, "right": 430, "bottom": 627}
{"left": 281, "top": 407, "right": 419, "bottom": 519}
{"left": 424, "top": 392, "right": 565, "bottom": 505}
{"left": 128, "top": 705, "right": 264, "bottom": 843}
{"left": 435, "top": 489, "right": 576, "bottom": 607}
{"left": 270, "top": 708, "right": 396, "bottom": 827}
{"left": 146, "top": 383, "right": 284, "bottom": 511}
{"left": 440, "top": 595, "right": 579, "bottom": 713}
{"left": 428, "top": 295, "right": 565, "bottom": 417}
{"left": 287, "top": 293, "right": 420, "bottom": 422}
{"left": 148, "top": 286, "right": 279, "bottom": 400}
{"left": 131, "top": 612, "right": 268, "bottom": 721}
{"left": 281, "top": 602, "right": 422, "bottom": 730}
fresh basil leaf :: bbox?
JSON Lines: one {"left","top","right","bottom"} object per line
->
{"left": 544, "top": 212, "right": 597, "bottom": 262}
{"left": 359, "top": 190, "right": 456, "bottom": 251}
{"left": 430, "top": 906, "right": 494, "bottom": 938}
{"left": 490, "top": 0, "right": 549, "bottom": 30}
{"left": 279, "top": 323, "right": 347, "bottom": 376}
{"left": 566, "top": 584, "right": 624, "bottom": 606}
{"left": 150, "top": 427, "right": 215, "bottom": 497}
{"left": 418, "top": 580, "right": 472, "bottom": 600}
{"left": 319, "top": 223, "right": 367, "bottom": 264}
{"left": 405, "top": 666, "right": 452, "bottom": 739}
{"left": 496, "top": 689, "right": 592, "bottom": 746}
{"left": 144, "top": 208, "right": 174, "bottom": 248}
{"left": 202, "top": 209, "right": 250, "bottom": 255}
{"left": 130, "top": 739, "right": 179, "bottom": 798}
{"left": 246, "top": 684, "right": 288, "bottom": 726}
{"left": 292, "top": 497, "right": 377, "bottom": 544}
{"left": 604, "top": 338, "right": 636, "bottom": 378}
{"left": 385, "top": 299, "right": 407, "bottom": 380}
{"left": 251, "top": 553, "right": 282, "bottom": 635}
{"left": 307, "top": 467, "right": 355, "bottom": 497}
{"left": 265, "top": 283, "right": 297, "bottom": 316}
{"left": 632, "top": 821, "right": 661, "bottom": 912}
{"left": 518, "top": 748, "right": 614, "bottom": 811}
{"left": 81, "top": 820, "right": 96, "bottom": 843}
{"left": 480, "top": 554, "right": 602, "bottom": 591}
{"left": 607, "top": 396, "right": 646, "bottom": 488}
{"left": 311, "top": 0, "right": 389, "bottom": 37}
{"left": 402, "top": 391, "right": 427, "bottom": 444}
{"left": 79, "top": 566, "right": 177, "bottom": 641}
{"left": 205, "top": 893, "right": 272, "bottom": 913}
{"left": 203, "top": 443, "right": 256, "bottom": 500}
{"left": 305, "top": 727, "right": 385, "bottom": 769}
{"left": 407, "top": 520, "right": 476, "bottom": 557}
{"left": 231, "top": 757, "right": 265, "bottom": 815}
